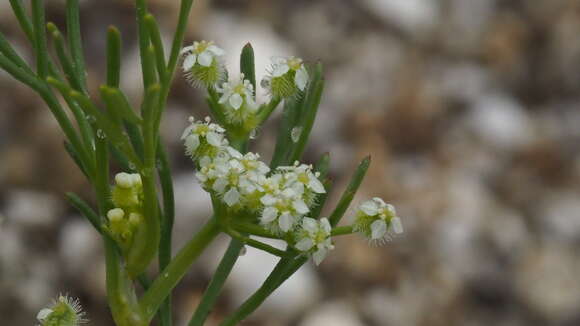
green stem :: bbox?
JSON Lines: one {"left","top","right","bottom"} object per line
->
{"left": 139, "top": 217, "right": 220, "bottom": 323}
{"left": 157, "top": 142, "right": 175, "bottom": 326}
{"left": 152, "top": 0, "right": 196, "bottom": 135}
{"left": 256, "top": 96, "right": 281, "bottom": 126}
{"left": 188, "top": 239, "right": 244, "bottom": 326}
{"left": 231, "top": 221, "right": 282, "bottom": 239}
{"left": 224, "top": 229, "right": 290, "bottom": 258}
{"left": 127, "top": 84, "right": 161, "bottom": 278}
{"left": 8, "top": 0, "right": 35, "bottom": 43}
{"left": 66, "top": 0, "right": 88, "bottom": 94}
{"left": 331, "top": 226, "right": 354, "bottom": 237}
{"left": 95, "top": 129, "right": 145, "bottom": 326}
{"left": 65, "top": 192, "right": 102, "bottom": 234}
{"left": 31, "top": 0, "right": 48, "bottom": 78}
{"left": 106, "top": 26, "right": 122, "bottom": 88}
{"left": 0, "top": 31, "right": 33, "bottom": 74}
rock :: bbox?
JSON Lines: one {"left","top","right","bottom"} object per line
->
{"left": 59, "top": 217, "right": 101, "bottom": 276}
{"left": 363, "top": 0, "right": 439, "bottom": 37}
{"left": 468, "top": 93, "right": 533, "bottom": 151}
{"left": 538, "top": 191, "right": 580, "bottom": 243}
{"left": 515, "top": 245, "right": 580, "bottom": 322}
{"left": 300, "top": 301, "right": 363, "bottom": 326}
{"left": 4, "top": 190, "right": 62, "bottom": 228}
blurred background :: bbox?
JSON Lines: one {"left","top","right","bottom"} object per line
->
{"left": 2, "top": 0, "right": 580, "bottom": 325}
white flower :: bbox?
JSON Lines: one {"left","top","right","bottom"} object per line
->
{"left": 262, "top": 56, "right": 309, "bottom": 98}
{"left": 294, "top": 217, "right": 334, "bottom": 265}
{"left": 36, "top": 308, "right": 53, "bottom": 322}
{"left": 37, "top": 295, "right": 86, "bottom": 326}
{"left": 182, "top": 116, "right": 228, "bottom": 159}
{"left": 279, "top": 162, "right": 326, "bottom": 195}
{"left": 354, "top": 197, "right": 403, "bottom": 243}
{"left": 259, "top": 183, "right": 309, "bottom": 233}
{"left": 181, "top": 40, "right": 225, "bottom": 69}
{"left": 271, "top": 56, "right": 309, "bottom": 91}
{"left": 181, "top": 40, "right": 226, "bottom": 88}
{"left": 215, "top": 74, "right": 260, "bottom": 127}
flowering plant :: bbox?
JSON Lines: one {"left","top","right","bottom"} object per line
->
{"left": 0, "top": 1, "right": 403, "bottom": 325}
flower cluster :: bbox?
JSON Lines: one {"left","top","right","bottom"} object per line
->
{"left": 180, "top": 42, "right": 405, "bottom": 266}
{"left": 181, "top": 41, "right": 311, "bottom": 131}
{"left": 294, "top": 217, "right": 335, "bottom": 265}
{"left": 183, "top": 117, "right": 326, "bottom": 235}
{"left": 354, "top": 197, "right": 404, "bottom": 243}
{"left": 181, "top": 40, "right": 226, "bottom": 88}
{"left": 259, "top": 162, "right": 326, "bottom": 234}
{"left": 37, "top": 295, "right": 86, "bottom": 326}
{"left": 106, "top": 172, "right": 144, "bottom": 252}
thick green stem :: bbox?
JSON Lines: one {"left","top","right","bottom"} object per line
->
{"left": 139, "top": 217, "right": 220, "bottom": 323}
{"left": 127, "top": 85, "right": 161, "bottom": 278}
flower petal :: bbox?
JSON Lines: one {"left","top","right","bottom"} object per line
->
{"left": 279, "top": 212, "right": 294, "bottom": 232}
{"left": 295, "top": 67, "right": 309, "bottom": 91}
{"left": 360, "top": 200, "right": 379, "bottom": 216}
{"left": 309, "top": 177, "right": 326, "bottom": 194}
{"left": 212, "top": 179, "right": 228, "bottom": 193}
{"left": 181, "top": 125, "right": 194, "bottom": 140}
{"left": 197, "top": 51, "right": 213, "bottom": 67}
{"left": 295, "top": 238, "right": 314, "bottom": 252}
{"left": 390, "top": 217, "right": 404, "bottom": 234}
{"left": 182, "top": 54, "right": 197, "bottom": 71}
{"left": 260, "top": 194, "right": 277, "bottom": 206}
{"left": 180, "top": 45, "right": 194, "bottom": 55}
{"left": 320, "top": 218, "right": 332, "bottom": 234}
{"left": 293, "top": 199, "right": 309, "bottom": 215}
{"left": 229, "top": 93, "right": 243, "bottom": 110}
{"left": 207, "top": 45, "right": 225, "bottom": 56}
{"left": 206, "top": 132, "right": 222, "bottom": 146}
{"left": 302, "top": 217, "right": 318, "bottom": 234}
{"left": 223, "top": 188, "right": 240, "bottom": 207}
{"left": 371, "top": 220, "right": 387, "bottom": 240}
{"left": 272, "top": 63, "right": 290, "bottom": 77}
{"left": 185, "top": 134, "right": 200, "bottom": 155}
{"left": 37, "top": 308, "right": 53, "bottom": 321}
{"left": 312, "top": 248, "right": 328, "bottom": 265}
{"left": 261, "top": 206, "right": 278, "bottom": 223}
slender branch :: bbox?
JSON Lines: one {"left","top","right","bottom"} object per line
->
{"left": 157, "top": 142, "right": 175, "bottom": 326}
{"left": 139, "top": 217, "right": 220, "bottom": 323}
{"left": 31, "top": 0, "right": 48, "bottom": 78}
{"left": 331, "top": 226, "right": 354, "bottom": 237}
{"left": 188, "top": 239, "right": 244, "bottom": 326}
{"left": 66, "top": 0, "right": 88, "bottom": 93}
